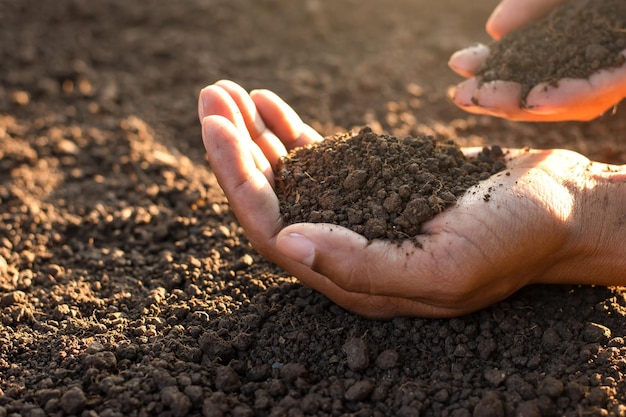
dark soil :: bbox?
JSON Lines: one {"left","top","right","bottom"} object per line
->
{"left": 476, "top": 0, "right": 626, "bottom": 98}
{"left": 276, "top": 127, "right": 505, "bottom": 242}
{"left": 2, "top": 1, "right": 626, "bottom": 416}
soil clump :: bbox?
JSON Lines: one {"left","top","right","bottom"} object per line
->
{"left": 476, "top": 0, "right": 626, "bottom": 99}
{"left": 276, "top": 128, "right": 506, "bottom": 242}
{"left": 2, "top": 1, "right": 626, "bottom": 416}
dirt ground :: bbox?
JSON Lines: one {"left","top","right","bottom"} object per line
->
{"left": 1, "top": 1, "right": 626, "bottom": 416}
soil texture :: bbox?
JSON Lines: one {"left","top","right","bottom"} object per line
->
{"left": 476, "top": 0, "right": 626, "bottom": 98}
{"left": 276, "top": 128, "right": 505, "bottom": 242}
{"left": 1, "top": 1, "right": 626, "bottom": 416}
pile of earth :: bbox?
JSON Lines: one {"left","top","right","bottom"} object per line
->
{"left": 476, "top": 0, "right": 626, "bottom": 98}
{"left": 275, "top": 127, "right": 506, "bottom": 242}
{"left": 2, "top": 1, "right": 626, "bottom": 417}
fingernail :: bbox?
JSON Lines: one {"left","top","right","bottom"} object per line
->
{"left": 277, "top": 233, "right": 316, "bottom": 267}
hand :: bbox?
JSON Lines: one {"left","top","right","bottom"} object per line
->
{"left": 448, "top": 0, "right": 626, "bottom": 122}
{"left": 199, "top": 80, "right": 625, "bottom": 318}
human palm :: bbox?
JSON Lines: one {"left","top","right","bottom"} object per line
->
{"left": 448, "top": 0, "right": 626, "bottom": 121}
{"left": 199, "top": 81, "right": 598, "bottom": 318}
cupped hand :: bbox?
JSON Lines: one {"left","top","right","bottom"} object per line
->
{"left": 199, "top": 80, "right": 594, "bottom": 319}
{"left": 448, "top": 0, "right": 626, "bottom": 122}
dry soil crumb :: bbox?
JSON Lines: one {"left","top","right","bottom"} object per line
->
{"left": 476, "top": 0, "right": 626, "bottom": 99}
{"left": 2, "top": 2, "right": 626, "bottom": 416}
{"left": 275, "top": 127, "right": 506, "bottom": 242}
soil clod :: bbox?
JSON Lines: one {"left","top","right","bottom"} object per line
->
{"left": 275, "top": 128, "right": 506, "bottom": 242}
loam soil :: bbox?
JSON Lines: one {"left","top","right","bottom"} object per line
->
{"left": 1, "top": 0, "right": 626, "bottom": 416}
{"left": 476, "top": 0, "right": 626, "bottom": 99}
{"left": 275, "top": 128, "right": 506, "bottom": 242}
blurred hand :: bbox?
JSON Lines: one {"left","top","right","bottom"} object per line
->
{"left": 199, "top": 80, "right": 622, "bottom": 318}
{"left": 448, "top": 0, "right": 626, "bottom": 122}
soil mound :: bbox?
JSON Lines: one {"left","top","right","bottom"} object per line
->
{"left": 275, "top": 127, "right": 506, "bottom": 242}
{"left": 476, "top": 0, "right": 626, "bottom": 99}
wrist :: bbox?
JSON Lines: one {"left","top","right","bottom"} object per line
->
{"left": 551, "top": 163, "right": 626, "bottom": 285}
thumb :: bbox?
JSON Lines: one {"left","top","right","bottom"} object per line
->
{"left": 275, "top": 223, "right": 435, "bottom": 298}
{"left": 275, "top": 223, "right": 368, "bottom": 271}
{"left": 274, "top": 223, "right": 471, "bottom": 318}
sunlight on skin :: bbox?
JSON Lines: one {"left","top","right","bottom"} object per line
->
{"left": 274, "top": 149, "right": 569, "bottom": 317}
{"left": 448, "top": 57, "right": 626, "bottom": 122}
{"left": 200, "top": 84, "right": 391, "bottom": 316}
{"left": 448, "top": 0, "right": 626, "bottom": 122}
{"left": 200, "top": 81, "right": 626, "bottom": 319}
{"left": 525, "top": 56, "right": 626, "bottom": 116}
{"left": 201, "top": 115, "right": 282, "bottom": 242}
{"left": 453, "top": 147, "right": 580, "bottom": 223}
{"left": 279, "top": 147, "right": 626, "bottom": 314}
{"left": 448, "top": 44, "right": 490, "bottom": 78}
{"left": 198, "top": 85, "right": 273, "bottom": 180}
{"left": 250, "top": 89, "right": 324, "bottom": 150}
{"left": 452, "top": 78, "right": 527, "bottom": 119}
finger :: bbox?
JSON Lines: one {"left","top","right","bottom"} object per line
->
{"left": 214, "top": 80, "right": 267, "bottom": 139}
{"left": 471, "top": 80, "right": 525, "bottom": 117}
{"left": 251, "top": 89, "right": 323, "bottom": 150}
{"left": 450, "top": 78, "right": 585, "bottom": 121}
{"left": 451, "top": 79, "right": 532, "bottom": 120}
{"left": 199, "top": 85, "right": 249, "bottom": 135}
{"left": 451, "top": 78, "right": 530, "bottom": 120}
{"left": 525, "top": 57, "right": 626, "bottom": 121}
{"left": 448, "top": 44, "right": 490, "bottom": 78}
{"left": 201, "top": 115, "right": 282, "bottom": 242}
{"left": 486, "top": 0, "right": 567, "bottom": 39}
{"left": 199, "top": 85, "right": 273, "bottom": 181}
{"left": 449, "top": 77, "right": 481, "bottom": 107}
{"left": 525, "top": 80, "right": 606, "bottom": 121}
{"left": 214, "top": 80, "right": 289, "bottom": 167}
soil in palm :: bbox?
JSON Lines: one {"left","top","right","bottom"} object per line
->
{"left": 476, "top": 0, "right": 626, "bottom": 99}
{"left": 275, "top": 127, "right": 506, "bottom": 242}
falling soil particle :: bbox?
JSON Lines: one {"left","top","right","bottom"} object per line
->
{"left": 275, "top": 127, "right": 506, "bottom": 242}
{"left": 476, "top": 0, "right": 626, "bottom": 99}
